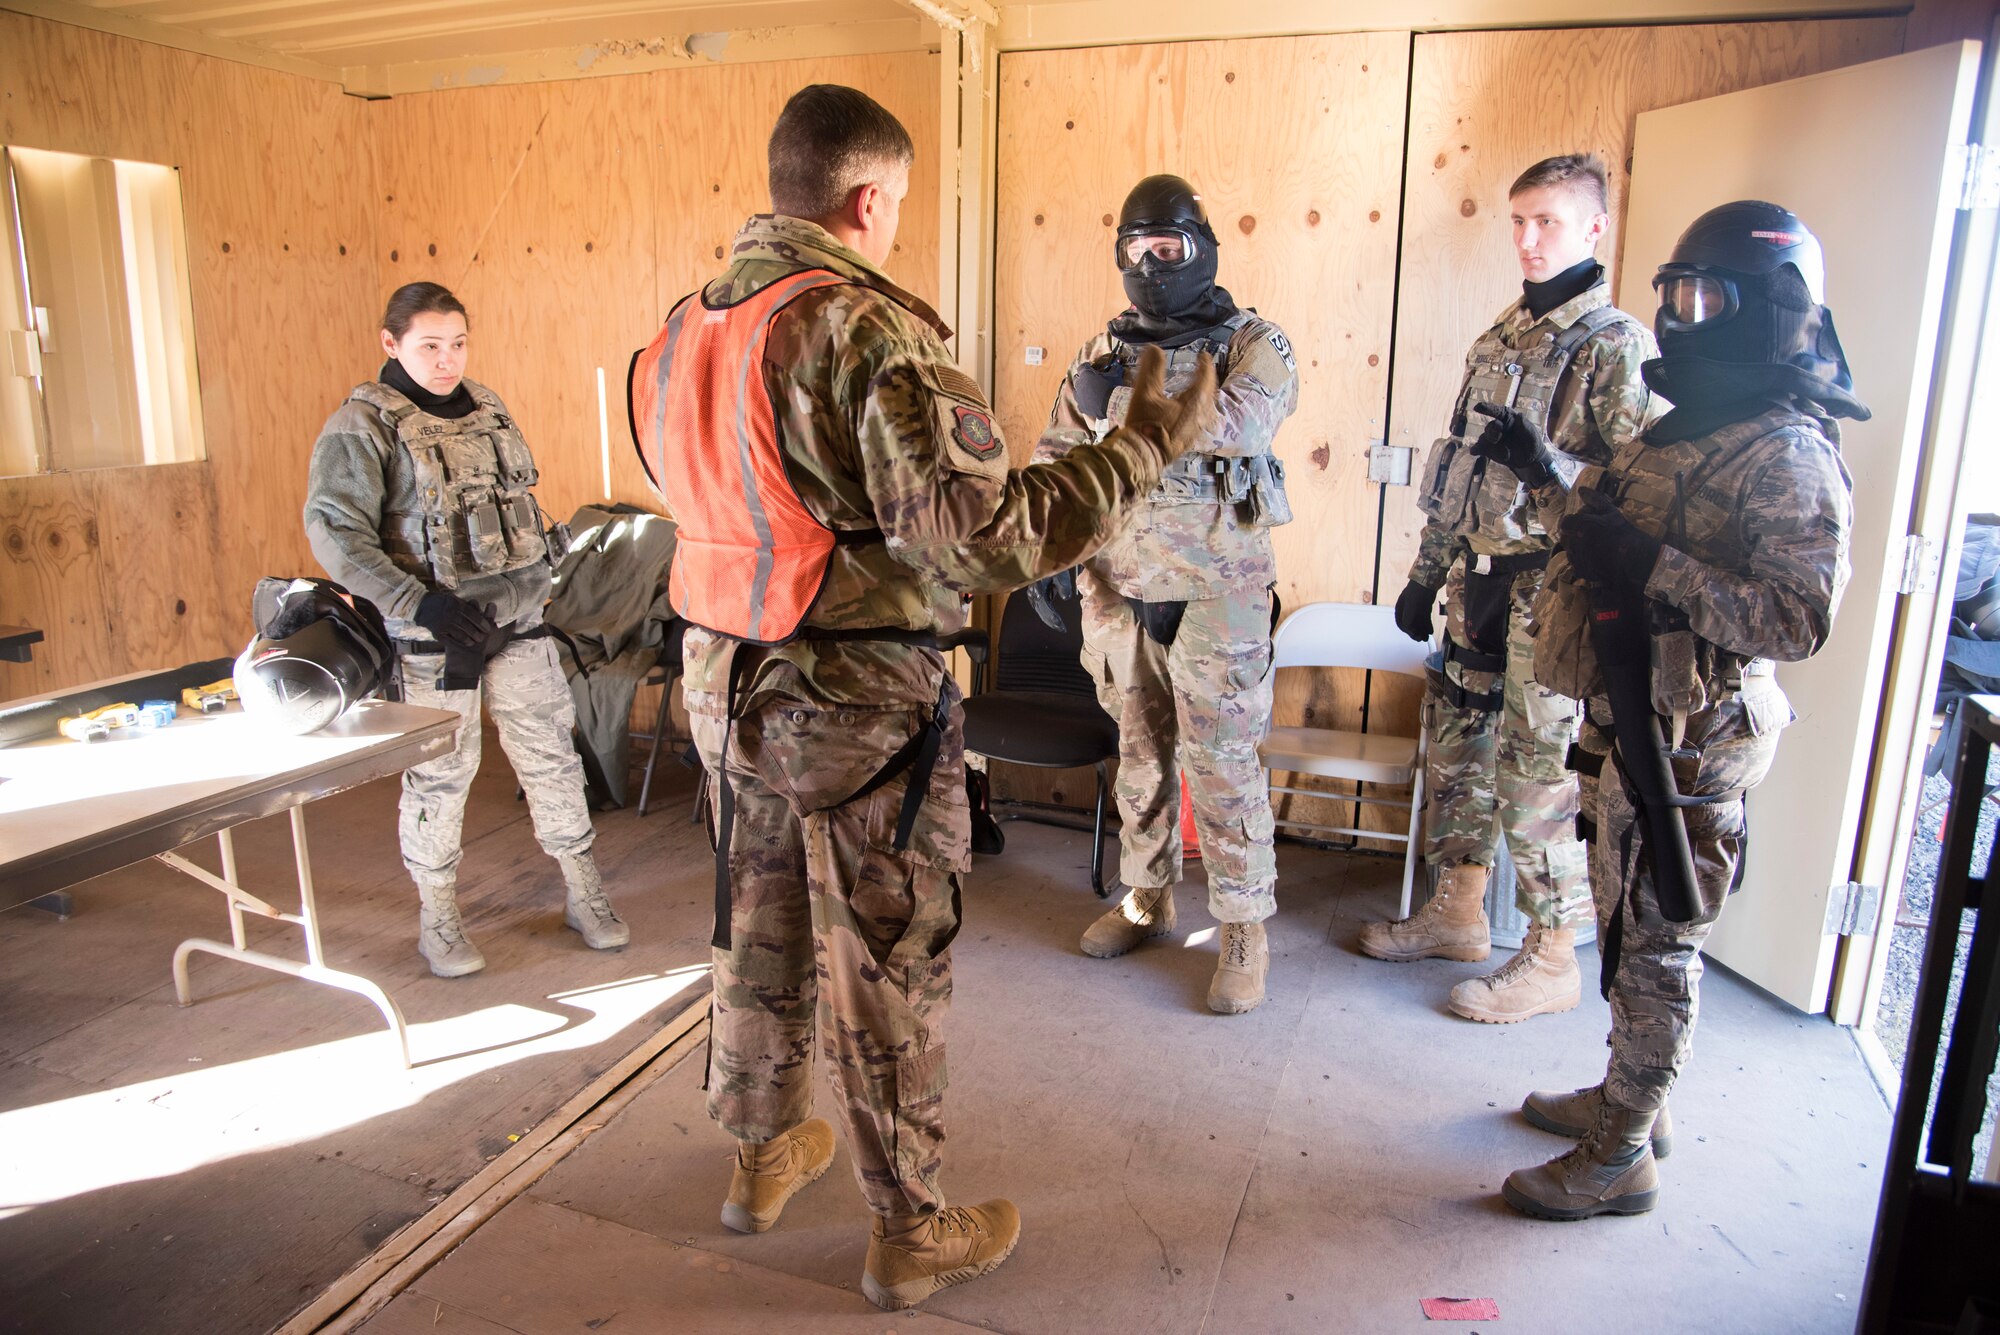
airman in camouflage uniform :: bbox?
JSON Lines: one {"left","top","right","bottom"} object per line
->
{"left": 1033, "top": 174, "right": 1299, "bottom": 1016}
{"left": 1368, "top": 154, "right": 1658, "bottom": 1026}
{"left": 305, "top": 283, "right": 626, "bottom": 980}
{"left": 1496, "top": 200, "right": 1859, "bottom": 1220}
{"left": 659, "top": 88, "right": 1216, "bottom": 1312}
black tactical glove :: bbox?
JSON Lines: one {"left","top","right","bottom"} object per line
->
{"left": 1393, "top": 579, "right": 1440, "bottom": 643}
{"left": 1071, "top": 354, "right": 1123, "bottom": 419}
{"left": 1025, "top": 567, "right": 1078, "bottom": 633}
{"left": 414, "top": 592, "right": 500, "bottom": 651}
{"left": 1469, "top": 401, "right": 1558, "bottom": 488}
{"left": 1561, "top": 489, "right": 1665, "bottom": 592}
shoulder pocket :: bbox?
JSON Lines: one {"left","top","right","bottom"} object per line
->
{"left": 919, "top": 361, "right": 1009, "bottom": 481}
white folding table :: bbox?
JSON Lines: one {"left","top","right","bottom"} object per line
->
{"left": 0, "top": 694, "right": 458, "bottom": 1067}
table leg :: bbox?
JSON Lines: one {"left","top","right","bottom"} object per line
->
{"left": 168, "top": 808, "right": 414, "bottom": 1068}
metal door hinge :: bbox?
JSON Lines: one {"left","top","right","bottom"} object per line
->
{"left": 1368, "top": 439, "right": 1410, "bottom": 486}
{"left": 1899, "top": 533, "right": 1942, "bottom": 596}
{"left": 1955, "top": 142, "right": 2000, "bottom": 210}
{"left": 1826, "top": 880, "right": 1883, "bottom": 935}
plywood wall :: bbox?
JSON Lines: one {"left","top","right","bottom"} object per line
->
{"left": 371, "top": 51, "right": 940, "bottom": 532}
{"left": 0, "top": 11, "right": 382, "bottom": 701}
{"left": 0, "top": 15, "right": 934, "bottom": 739}
{"left": 373, "top": 53, "right": 938, "bottom": 736}
{"left": 992, "top": 32, "right": 1410, "bottom": 813}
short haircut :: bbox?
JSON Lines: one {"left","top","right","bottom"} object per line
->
{"left": 381, "top": 282, "right": 467, "bottom": 338}
{"left": 768, "top": 84, "right": 914, "bottom": 220}
{"left": 1509, "top": 153, "right": 1610, "bottom": 215}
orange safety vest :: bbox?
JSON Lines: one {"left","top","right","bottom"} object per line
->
{"left": 629, "top": 270, "right": 853, "bottom": 645}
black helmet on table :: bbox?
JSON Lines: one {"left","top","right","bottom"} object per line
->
{"left": 234, "top": 577, "right": 397, "bottom": 735}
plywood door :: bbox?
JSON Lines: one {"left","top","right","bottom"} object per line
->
{"left": 1380, "top": 18, "right": 1910, "bottom": 786}
{"left": 992, "top": 32, "right": 1409, "bottom": 813}
{"left": 1620, "top": 42, "right": 1981, "bottom": 1014}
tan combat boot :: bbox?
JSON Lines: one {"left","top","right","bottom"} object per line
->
{"left": 719, "top": 1118, "right": 835, "bottom": 1234}
{"left": 416, "top": 879, "right": 486, "bottom": 978}
{"left": 1448, "top": 922, "right": 1581, "bottom": 1023}
{"left": 559, "top": 852, "right": 630, "bottom": 950}
{"left": 862, "top": 1199, "right": 1022, "bottom": 1311}
{"left": 1080, "top": 883, "right": 1176, "bottom": 958}
{"left": 1208, "top": 921, "right": 1269, "bottom": 1014}
{"left": 1524, "top": 1083, "right": 1674, "bottom": 1159}
{"left": 1357, "top": 864, "right": 1491, "bottom": 963}
{"left": 1502, "top": 1097, "right": 1661, "bottom": 1220}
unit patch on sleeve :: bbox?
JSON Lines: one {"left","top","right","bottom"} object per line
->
{"left": 952, "top": 406, "right": 1001, "bottom": 459}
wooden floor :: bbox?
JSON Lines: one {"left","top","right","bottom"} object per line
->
{"left": 0, "top": 728, "right": 715, "bottom": 1335}
{"left": 0, "top": 731, "right": 1897, "bottom": 1334}
{"left": 357, "top": 821, "right": 1893, "bottom": 1335}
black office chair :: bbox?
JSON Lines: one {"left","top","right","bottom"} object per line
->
{"left": 960, "top": 583, "right": 1120, "bottom": 896}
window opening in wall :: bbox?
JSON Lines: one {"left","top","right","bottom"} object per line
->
{"left": 0, "top": 145, "right": 206, "bottom": 478}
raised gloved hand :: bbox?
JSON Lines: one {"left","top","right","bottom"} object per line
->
{"left": 414, "top": 591, "right": 500, "bottom": 651}
{"left": 1393, "top": 580, "right": 1440, "bottom": 643}
{"left": 1469, "top": 401, "right": 1557, "bottom": 488}
{"left": 1025, "top": 567, "right": 1078, "bottom": 633}
{"left": 1120, "top": 345, "right": 1218, "bottom": 467}
{"left": 1560, "top": 489, "right": 1665, "bottom": 591}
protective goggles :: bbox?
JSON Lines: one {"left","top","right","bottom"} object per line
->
{"left": 1653, "top": 266, "right": 1740, "bottom": 331}
{"left": 1115, "top": 227, "right": 1200, "bottom": 272}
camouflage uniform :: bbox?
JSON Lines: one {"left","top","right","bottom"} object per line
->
{"left": 679, "top": 216, "right": 1175, "bottom": 1216}
{"left": 304, "top": 378, "right": 594, "bottom": 893}
{"left": 1530, "top": 406, "right": 1854, "bottom": 1112}
{"left": 1409, "top": 282, "right": 1656, "bottom": 928}
{"left": 1035, "top": 318, "right": 1299, "bottom": 922}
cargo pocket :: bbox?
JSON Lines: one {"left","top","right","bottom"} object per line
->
{"left": 890, "top": 1042, "right": 949, "bottom": 1193}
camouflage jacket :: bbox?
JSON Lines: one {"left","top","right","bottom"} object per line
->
{"left": 304, "top": 377, "right": 551, "bottom": 638}
{"left": 1033, "top": 314, "right": 1299, "bottom": 601}
{"left": 671, "top": 215, "right": 1174, "bottom": 710}
{"left": 1409, "top": 280, "right": 1658, "bottom": 588}
{"left": 1530, "top": 406, "right": 1854, "bottom": 712}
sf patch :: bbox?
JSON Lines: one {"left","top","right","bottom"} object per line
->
{"left": 952, "top": 405, "right": 1002, "bottom": 459}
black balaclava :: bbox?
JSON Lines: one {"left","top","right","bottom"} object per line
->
{"left": 380, "top": 358, "right": 477, "bottom": 420}
{"left": 1523, "top": 256, "right": 1603, "bottom": 320}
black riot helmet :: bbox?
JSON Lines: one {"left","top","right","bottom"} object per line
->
{"left": 234, "top": 577, "right": 397, "bottom": 735}
{"left": 1650, "top": 200, "right": 1853, "bottom": 388}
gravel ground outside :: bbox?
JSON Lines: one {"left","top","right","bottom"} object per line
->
{"left": 1871, "top": 749, "right": 2000, "bottom": 1176}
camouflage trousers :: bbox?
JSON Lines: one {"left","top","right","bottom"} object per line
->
{"left": 1425, "top": 561, "right": 1589, "bottom": 929}
{"left": 1585, "top": 680, "right": 1788, "bottom": 1114}
{"left": 1078, "top": 568, "right": 1277, "bottom": 923}
{"left": 398, "top": 636, "right": 595, "bottom": 891}
{"left": 689, "top": 682, "right": 967, "bottom": 1219}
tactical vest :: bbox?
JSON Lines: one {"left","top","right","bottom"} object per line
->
{"left": 1538, "top": 409, "right": 1825, "bottom": 712}
{"left": 629, "top": 269, "right": 856, "bottom": 646}
{"left": 1418, "top": 303, "right": 1635, "bottom": 551}
{"left": 1105, "top": 313, "right": 1251, "bottom": 502}
{"left": 360, "top": 379, "right": 547, "bottom": 591}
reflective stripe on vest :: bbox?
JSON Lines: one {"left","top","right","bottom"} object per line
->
{"left": 629, "top": 270, "right": 850, "bottom": 645}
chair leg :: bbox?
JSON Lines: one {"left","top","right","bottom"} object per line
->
{"left": 638, "top": 685, "right": 672, "bottom": 817}
{"left": 1091, "top": 761, "right": 1110, "bottom": 898}
{"left": 1399, "top": 764, "right": 1426, "bottom": 919}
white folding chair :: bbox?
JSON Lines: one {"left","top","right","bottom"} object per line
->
{"left": 1259, "top": 601, "right": 1431, "bottom": 918}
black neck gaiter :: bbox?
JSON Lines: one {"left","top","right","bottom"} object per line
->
{"left": 1523, "top": 257, "right": 1603, "bottom": 320}
{"left": 380, "top": 359, "right": 477, "bottom": 420}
